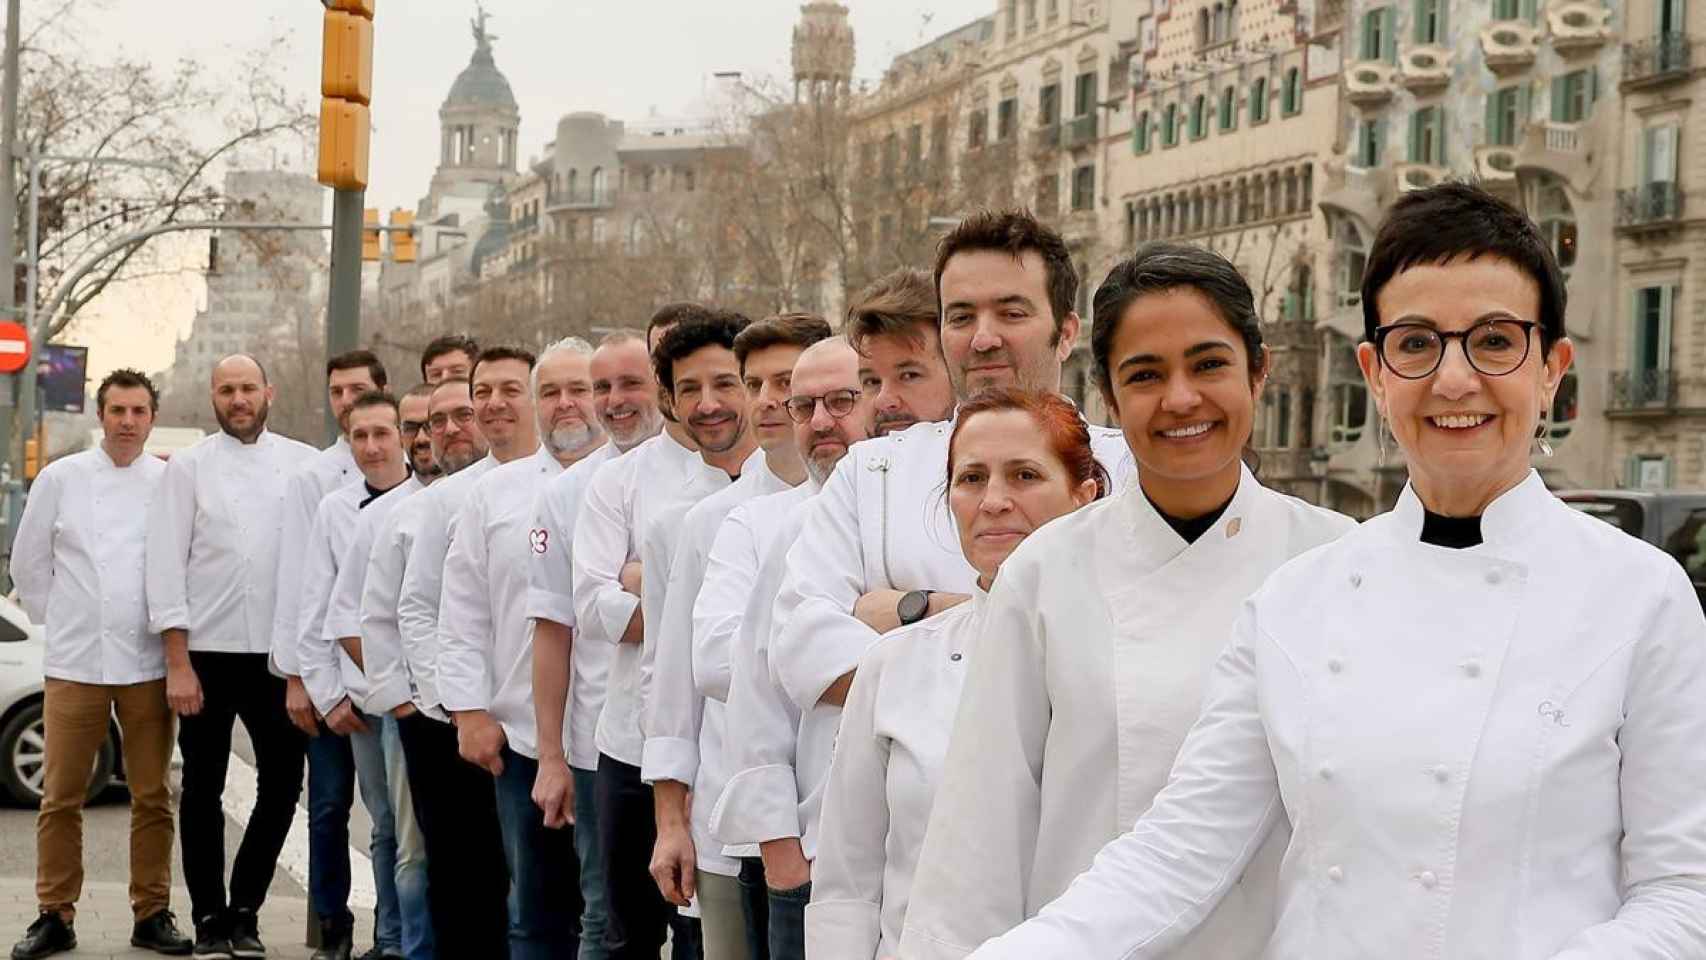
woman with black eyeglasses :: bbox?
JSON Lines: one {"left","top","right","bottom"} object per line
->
{"left": 967, "top": 183, "right": 1706, "bottom": 959}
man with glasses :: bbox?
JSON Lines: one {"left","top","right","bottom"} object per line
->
{"left": 399, "top": 384, "right": 438, "bottom": 481}
{"left": 642, "top": 314, "right": 830, "bottom": 960}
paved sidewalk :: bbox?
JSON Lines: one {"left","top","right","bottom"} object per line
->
{"left": 0, "top": 878, "right": 374, "bottom": 960}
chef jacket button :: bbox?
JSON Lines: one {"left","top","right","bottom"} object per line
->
{"left": 1327, "top": 658, "right": 1343, "bottom": 674}
{"left": 949, "top": 652, "right": 962, "bottom": 662}
{"left": 1461, "top": 660, "right": 1482, "bottom": 678}
{"left": 1432, "top": 765, "right": 1450, "bottom": 783}
{"left": 1348, "top": 573, "right": 1362, "bottom": 588}
{"left": 1318, "top": 764, "right": 1333, "bottom": 781}
{"left": 1419, "top": 871, "right": 1438, "bottom": 889}
{"left": 1327, "top": 866, "right": 1344, "bottom": 883}
{"left": 1485, "top": 569, "right": 1503, "bottom": 585}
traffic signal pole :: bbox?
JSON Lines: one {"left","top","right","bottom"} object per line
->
{"left": 324, "top": 187, "right": 364, "bottom": 441}
{"left": 318, "top": 0, "right": 375, "bottom": 444}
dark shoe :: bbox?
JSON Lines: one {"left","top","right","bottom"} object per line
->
{"left": 308, "top": 920, "right": 351, "bottom": 960}
{"left": 353, "top": 949, "right": 403, "bottom": 960}
{"left": 191, "top": 914, "right": 233, "bottom": 960}
{"left": 132, "top": 909, "right": 193, "bottom": 955}
{"left": 227, "top": 909, "right": 265, "bottom": 959}
{"left": 10, "top": 912, "right": 75, "bottom": 960}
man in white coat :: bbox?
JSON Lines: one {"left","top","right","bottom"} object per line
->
{"left": 8, "top": 370, "right": 191, "bottom": 959}
{"left": 438, "top": 338, "right": 606, "bottom": 958}
{"left": 527, "top": 329, "right": 664, "bottom": 960}
{"left": 145, "top": 354, "right": 317, "bottom": 958}
{"left": 361, "top": 376, "right": 498, "bottom": 959}
{"left": 643, "top": 315, "right": 828, "bottom": 959}
{"left": 708, "top": 335, "right": 880, "bottom": 960}
{"left": 295, "top": 392, "right": 415, "bottom": 960}
{"left": 759, "top": 214, "right": 1134, "bottom": 956}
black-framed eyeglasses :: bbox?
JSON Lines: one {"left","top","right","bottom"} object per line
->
{"left": 401, "top": 419, "right": 427, "bottom": 437}
{"left": 784, "top": 389, "right": 860, "bottom": 424}
{"left": 1374, "top": 318, "right": 1539, "bottom": 380}
{"left": 428, "top": 407, "right": 477, "bottom": 431}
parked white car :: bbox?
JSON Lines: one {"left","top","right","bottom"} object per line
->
{"left": 0, "top": 596, "right": 120, "bottom": 805}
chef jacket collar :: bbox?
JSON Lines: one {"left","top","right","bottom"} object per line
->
{"left": 213, "top": 427, "right": 274, "bottom": 450}
{"left": 1391, "top": 469, "right": 1550, "bottom": 549}
{"left": 1121, "top": 461, "right": 1259, "bottom": 558}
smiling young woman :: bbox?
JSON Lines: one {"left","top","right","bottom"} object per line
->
{"left": 896, "top": 244, "right": 1355, "bottom": 960}
{"left": 968, "top": 183, "right": 1706, "bottom": 960}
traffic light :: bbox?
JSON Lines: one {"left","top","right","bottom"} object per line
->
{"left": 389, "top": 209, "right": 416, "bottom": 263}
{"left": 317, "top": 0, "right": 376, "bottom": 191}
{"left": 362, "top": 208, "right": 382, "bottom": 261}
{"left": 23, "top": 438, "right": 38, "bottom": 480}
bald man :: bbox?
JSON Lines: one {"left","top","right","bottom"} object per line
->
{"left": 145, "top": 355, "right": 318, "bottom": 959}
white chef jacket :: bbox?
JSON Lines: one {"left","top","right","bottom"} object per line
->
{"left": 641, "top": 448, "right": 791, "bottom": 878}
{"left": 325, "top": 474, "right": 425, "bottom": 715}
{"left": 270, "top": 437, "right": 355, "bottom": 677}
{"left": 524, "top": 441, "right": 620, "bottom": 770}
{"left": 437, "top": 445, "right": 565, "bottom": 758}
{"left": 576, "top": 431, "right": 711, "bottom": 767}
{"left": 296, "top": 479, "right": 377, "bottom": 717}
{"left": 359, "top": 483, "right": 439, "bottom": 717}
{"left": 395, "top": 455, "right": 495, "bottom": 716}
{"left": 11, "top": 446, "right": 167, "bottom": 684}
{"left": 806, "top": 588, "right": 981, "bottom": 960}
{"left": 971, "top": 471, "right": 1706, "bottom": 960}
{"left": 901, "top": 466, "right": 1353, "bottom": 960}
{"left": 146, "top": 430, "right": 317, "bottom": 652}
{"left": 709, "top": 481, "right": 827, "bottom": 855}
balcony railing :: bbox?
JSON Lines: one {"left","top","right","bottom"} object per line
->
{"left": 1032, "top": 123, "right": 1062, "bottom": 153}
{"left": 1541, "top": 121, "right": 1582, "bottom": 154}
{"left": 1617, "top": 183, "right": 1685, "bottom": 231}
{"left": 1608, "top": 369, "right": 1678, "bottom": 411}
{"left": 549, "top": 188, "right": 617, "bottom": 210}
{"left": 1064, "top": 114, "right": 1099, "bottom": 149}
{"left": 1623, "top": 34, "right": 1693, "bottom": 87}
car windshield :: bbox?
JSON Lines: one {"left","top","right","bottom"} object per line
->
{"left": 1562, "top": 496, "right": 1645, "bottom": 537}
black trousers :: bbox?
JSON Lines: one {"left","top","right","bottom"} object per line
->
{"left": 595, "top": 753, "right": 702, "bottom": 960}
{"left": 396, "top": 709, "right": 508, "bottom": 958}
{"left": 175, "top": 651, "right": 306, "bottom": 925}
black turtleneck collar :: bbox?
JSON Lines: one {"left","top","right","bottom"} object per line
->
{"left": 359, "top": 470, "right": 411, "bottom": 509}
{"left": 1420, "top": 509, "right": 1483, "bottom": 549}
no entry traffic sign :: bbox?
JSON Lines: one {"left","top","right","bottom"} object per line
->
{"left": 0, "top": 322, "right": 28, "bottom": 374}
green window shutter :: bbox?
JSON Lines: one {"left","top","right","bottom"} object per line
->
{"left": 1436, "top": 108, "right": 1446, "bottom": 164}
{"left": 1630, "top": 289, "right": 1645, "bottom": 376}
{"left": 1361, "top": 11, "right": 1377, "bottom": 58}
{"left": 1374, "top": 118, "right": 1387, "bottom": 163}
{"left": 1413, "top": 0, "right": 1428, "bottom": 43}
{"left": 1517, "top": 84, "right": 1532, "bottom": 129}
{"left": 1383, "top": 9, "right": 1398, "bottom": 62}
{"left": 1589, "top": 67, "right": 1600, "bottom": 105}
{"left": 1485, "top": 95, "right": 1500, "bottom": 146}
{"left": 1660, "top": 285, "right": 1677, "bottom": 370}
{"left": 1409, "top": 110, "right": 1423, "bottom": 162}
{"left": 1520, "top": 0, "right": 1538, "bottom": 22}
{"left": 1550, "top": 75, "right": 1567, "bottom": 122}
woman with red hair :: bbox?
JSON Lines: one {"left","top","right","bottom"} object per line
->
{"left": 805, "top": 388, "right": 1102, "bottom": 960}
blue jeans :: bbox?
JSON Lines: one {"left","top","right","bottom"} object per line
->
{"left": 381, "top": 716, "right": 431, "bottom": 960}
{"left": 735, "top": 858, "right": 768, "bottom": 960}
{"left": 494, "top": 746, "right": 583, "bottom": 960}
{"left": 766, "top": 882, "right": 809, "bottom": 960}
{"left": 305, "top": 714, "right": 401, "bottom": 952}
{"left": 572, "top": 765, "right": 611, "bottom": 960}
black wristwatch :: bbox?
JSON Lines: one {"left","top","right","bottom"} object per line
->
{"left": 897, "top": 589, "right": 933, "bottom": 626}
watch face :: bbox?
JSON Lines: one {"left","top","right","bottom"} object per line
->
{"left": 899, "top": 590, "right": 929, "bottom": 624}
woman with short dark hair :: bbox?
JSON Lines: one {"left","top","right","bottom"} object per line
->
{"left": 898, "top": 243, "right": 1354, "bottom": 960}
{"left": 970, "top": 183, "right": 1706, "bottom": 959}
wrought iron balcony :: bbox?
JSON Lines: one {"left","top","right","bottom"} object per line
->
{"left": 548, "top": 188, "right": 617, "bottom": 211}
{"left": 1623, "top": 34, "right": 1693, "bottom": 88}
{"left": 1032, "top": 123, "right": 1062, "bottom": 153}
{"left": 1608, "top": 369, "right": 1677, "bottom": 411}
{"left": 1616, "top": 183, "right": 1685, "bottom": 232}
{"left": 1064, "top": 114, "right": 1099, "bottom": 149}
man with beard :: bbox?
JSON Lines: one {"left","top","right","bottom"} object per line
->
{"left": 145, "top": 355, "right": 317, "bottom": 958}
{"left": 399, "top": 383, "right": 439, "bottom": 481}
{"left": 709, "top": 338, "right": 875, "bottom": 959}
{"left": 527, "top": 329, "right": 665, "bottom": 960}
{"left": 848, "top": 269, "right": 956, "bottom": 437}
{"left": 357, "top": 377, "right": 497, "bottom": 957}
{"left": 437, "top": 338, "right": 604, "bottom": 958}
{"left": 642, "top": 314, "right": 830, "bottom": 960}
{"left": 293, "top": 393, "right": 415, "bottom": 960}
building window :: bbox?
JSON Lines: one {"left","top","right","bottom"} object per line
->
{"left": 1547, "top": 370, "right": 1578, "bottom": 442}
{"left": 1535, "top": 178, "right": 1577, "bottom": 277}
{"left": 1124, "top": 201, "right": 1137, "bottom": 244}
{"left": 1361, "top": 6, "right": 1395, "bottom": 61}
{"left": 1551, "top": 69, "right": 1598, "bottom": 124}
{"left": 1409, "top": 105, "right": 1446, "bottom": 165}
{"left": 1197, "top": 8, "right": 1212, "bottom": 47}
{"left": 1260, "top": 391, "right": 1293, "bottom": 448}
{"left": 1036, "top": 174, "right": 1060, "bottom": 215}
{"left": 1629, "top": 454, "right": 1673, "bottom": 491}
{"left": 1071, "top": 165, "right": 1095, "bottom": 210}
{"left": 1354, "top": 118, "right": 1385, "bottom": 167}
{"left": 1134, "top": 109, "right": 1151, "bottom": 153}
{"left": 591, "top": 217, "right": 607, "bottom": 244}
{"left": 1337, "top": 218, "right": 1368, "bottom": 307}
{"left": 1163, "top": 103, "right": 1180, "bottom": 147}
{"left": 1414, "top": 0, "right": 1446, "bottom": 44}
{"left": 1219, "top": 86, "right": 1237, "bottom": 131}
{"left": 931, "top": 114, "right": 951, "bottom": 167}
{"left": 881, "top": 133, "right": 898, "bottom": 184}
{"left": 1250, "top": 77, "right": 1269, "bottom": 123}
{"left": 590, "top": 167, "right": 607, "bottom": 202}
{"left": 1281, "top": 68, "right": 1303, "bottom": 116}
{"left": 997, "top": 97, "right": 1018, "bottom": 141}
{"left": 906, "top": 124, "right": 924, "bottom": 177}
{"left": 1487, "top": 85, "right": 1526, "bottom": 146}
{"left": 1190, "top": 94, "right": 1208, "bottom": 140}
{"left": 1330, "top": 381, "right": 1369, "bottom": 444}
{"left": 1633, "top": 284, "right": 1677, "bottom": 377}
{"left": 1492, "top": 0, "right": 1538, "bottom": 22}
{"left": 969, "top": 110, "right": 988, "bottom": 148}
{"left": 1074, "top": 71, "right": 1097, "bottom": 117}
{"left": 1040, "top": 82, "right": 1060, "bottom": 127}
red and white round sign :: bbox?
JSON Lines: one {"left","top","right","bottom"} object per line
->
{"left": 0, "top": 322, "right": 29, "bottom": 374}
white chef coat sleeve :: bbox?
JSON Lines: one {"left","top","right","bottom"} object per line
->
{"left": 436, "top": 492, "right": 494, "bottom": 714}
{"left": 770, "top": 458, "right": 877, "bottom": 711}
{"left": 144, "top": 451, "right": 197, "bottom": 635}
{"left": 692, "top": 507, "right": 756, "bottom": 703}
{"left": 526, "top": 474, "right": 577, "bottom": 628}
{"left": 712, "top": 539, "right": 804, "bottom": 846}
{"left": 397, "top": 490, "right": 450, "bottom": 707}
{"left": 642, "top": 514, "right": 704, "bottom": 786}
{"left": 961, "top": 600, "right": 1284, "bottom": 960}
{"left": 269, "top": 465, "right": 320, "bottom": 677}
{"left": 10, "top": 460, "right": 61, "bottom": 623}
{"left": 573, "top": 463, "right": 638, "bottom": 647}
{"left": 1544, "top": 563, "right": 1706, "bottom": 960}
{"left": 359, "top": 512, "right": 413, "bottom": 715}
{"left": 805, "top": 643, "right": 892, "bottom": 959}
{"left": 296, "top": 502, "right": 348, "bottom": 717}
{"left": 322, "top": 513, "right": 375, "bottom": 653}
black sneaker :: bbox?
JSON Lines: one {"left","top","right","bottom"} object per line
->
{"left": 132, "top": 909, "right": 193, "bottom": 955}
{"left": 353, "top": 949, "right": 404, "bottom": 960}
{"left": 227, "top": 909, "right": 265, "bottom": 959}
{"left": 9, "top": 912, "right": 75, "bottom": 960}
{"left": 191, "top": 914, "right": 233, "bottom": 960}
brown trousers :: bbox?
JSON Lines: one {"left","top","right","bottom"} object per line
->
{"left": 37, "top": 677, "right": 175, "bottom": 922}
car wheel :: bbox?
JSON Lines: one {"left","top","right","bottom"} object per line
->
{"left": 0, "top": 700, "right": 118, "bottom": 807}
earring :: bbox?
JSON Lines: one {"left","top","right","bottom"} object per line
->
{"left": 1376, "top": 414, "right": 1389, "bottom": 468}
{"left": 1533, "top": 421, "right": 1554, "bottom": 459}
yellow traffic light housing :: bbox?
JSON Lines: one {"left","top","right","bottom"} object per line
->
{"left": 321, "top": 10, "right": 373, "bottom": 105}
{"left": 362, "top": 208, "right": 382, "bottom": 261}
{"left": 389, "top": 209, "right": 417, "bottom": 263}
{"left": 317, "top": 99, "right": 371, "bottom": 191}
{"left": 317, "top": 0, "right": 376, "bottom": 191}
{"left": 23, "top": 437, "right": 39, "bottom": 480}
